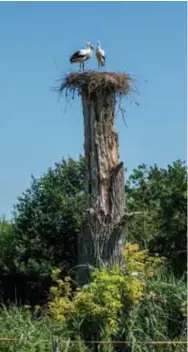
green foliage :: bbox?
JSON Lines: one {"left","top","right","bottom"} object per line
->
{"left": 0, "top": 304, "right": 89, "bottom": 352}
{"left": 125, "top": 160, "right": 187, "bottom": 276}
{"left": 0, "top": 157, "right": 86, "bottom": 305}
{"left": 0, "top": 217, "right": 16, "bottom": 274}
{"left": 47, "top": 244, "right": 165, "bottom": 348}
{"left": 127, "top": 270, "right": 187, "bottom": 352}
{"left": 13, "top": 156, "right": 85, "bottom": 275}
{"left": 0, "top": 305, "right": 51, "bottom": 352}
{"left": 0, "top": 157, "right": 186, "bottom": 352}
{"left": 0, "top": 245, "right": 186, "bottom": 352}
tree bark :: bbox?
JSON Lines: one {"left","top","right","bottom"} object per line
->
{"left": 77, "top": 92, "right": 126, "bottom": 284}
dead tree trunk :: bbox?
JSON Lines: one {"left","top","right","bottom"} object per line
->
{"left": 59, "top": 71, "right": 132, "bottom": 284}
{"left": 78, "top": 91, "right": 127, "bottom": 283}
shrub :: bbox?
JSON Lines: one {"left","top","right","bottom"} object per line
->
{"left": 47, "top": 244, "right": 165, "bottom": 350}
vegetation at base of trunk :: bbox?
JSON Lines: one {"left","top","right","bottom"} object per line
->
{"left": 47, "top": 244, "right": 164, "bottom": 340}
{"left": 0, "top": 263, "right": 186, "bottom": 351}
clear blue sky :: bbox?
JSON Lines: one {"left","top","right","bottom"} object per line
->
{"left": 0, "top": 2, "right": 187, "bottom": 219}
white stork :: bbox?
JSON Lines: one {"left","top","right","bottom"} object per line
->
{"left": 96, "top": 41, "right": 106, "bottom": 70}
{"left": 70, "top": 42, "right": 94, "bottom": 72}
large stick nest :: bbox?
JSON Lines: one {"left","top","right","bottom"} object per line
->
{"left": 59, "top": 71, "right": 132, "bottom": 99}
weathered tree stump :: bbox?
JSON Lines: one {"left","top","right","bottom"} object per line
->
{"left": 59, "top": 72, "right": 132, "bottom": 283}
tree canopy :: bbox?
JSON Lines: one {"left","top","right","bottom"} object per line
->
{"left": 126, "top": 160, "right": 187, "bottom": 276}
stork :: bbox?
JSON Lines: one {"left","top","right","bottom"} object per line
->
{"left": 70, "top": 42, "right": 94, "bottom": 72}
{"left": 96, "top": 41, "right": 106, "bottom": 70}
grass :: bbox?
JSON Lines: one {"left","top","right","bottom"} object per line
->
{"left": 0, "top": 270, "right": 186, "bottom": 352}
{"left": 124, "top": 270, "right": 187, "bottom": 352}
{"left": 0, "top": 306, "right": 51, "bottom": 352}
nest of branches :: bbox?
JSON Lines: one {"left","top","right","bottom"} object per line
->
{"left": 59, "top": 71, "right": 132, "bottom": 99}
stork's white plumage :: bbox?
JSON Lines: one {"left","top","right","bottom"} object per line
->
{"left": 70, "top": 42, "right": 94, "bottom": 72}
{"left": 96, "top": 41, "right": 106, "bottom": 70}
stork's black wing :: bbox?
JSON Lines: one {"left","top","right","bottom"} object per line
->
{"left": 102, "top": 54, "right": 106, "bottom": 62}
{"left": 70, "top": 50, "right": 86, "bottom": 62}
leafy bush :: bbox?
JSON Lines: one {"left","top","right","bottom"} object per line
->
{"left": 126, "top": 160, "right": 187, "bottom": 276}
{"left": 0, "top": 157, "right": 85, "bottom": 305}
{"left": 47, "top": 244, "right": 168, "bottom": 350}
{"left": 0, "top": 218, "right": 16, "bottom": 275}
{"left": 13, "top": 156, "right": 85, "bottom": 275}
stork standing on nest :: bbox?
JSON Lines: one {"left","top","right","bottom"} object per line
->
{"left": 70, "top": 42, "right": 94, "bottom": 72}
{"left": 96, "top": 41, "right": 106, "bottom": 70}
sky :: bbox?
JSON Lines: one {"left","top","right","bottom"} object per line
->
{"left": 0, "top": 1, "right": 187, "bottom": 219}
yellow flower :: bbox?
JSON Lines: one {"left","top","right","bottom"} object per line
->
{"left": 47, "top": 244, "right": 163, "bottom": 334}
{"left": 125, "top": 243, "right": 139, "bottom": 252}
